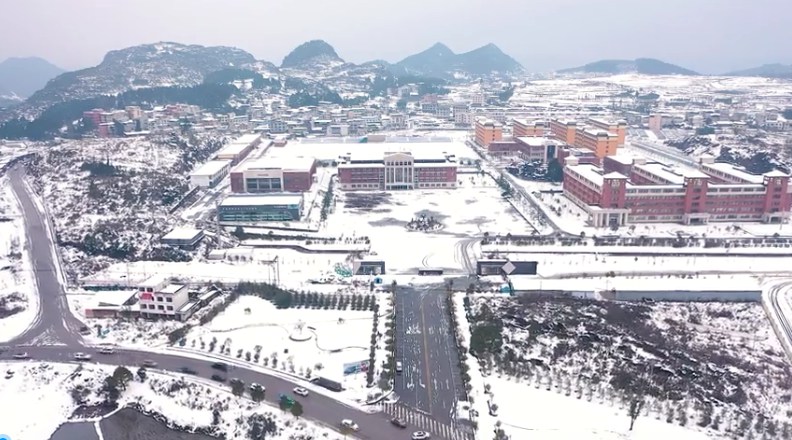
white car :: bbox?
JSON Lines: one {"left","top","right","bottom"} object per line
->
{"left": 341, "top": 419, "right": 359, "bottom": 431}
{"left": 73, "top": 352, "right": 92, "bottom": 361}
{"left": 293, "top": 387, "right": 309, "bottom": 397}
{"left": 98, "top": 347, "right": 115, "bottom": 355}
{"left": 411, "top": 431, "right": 431, "bottom": 440}
{"left": 12, "top": 352, "right": 29, "bottom": 360}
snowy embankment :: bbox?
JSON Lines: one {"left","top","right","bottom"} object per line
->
{"left": 0, "top": 177, "right": 38, "bottom": 343}
{"left": 0, "top": 361, "right": 345, "bottom": 440}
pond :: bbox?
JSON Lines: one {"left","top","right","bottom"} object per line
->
{"left": 49, "top": 408, "right": 219, "bottom": 440}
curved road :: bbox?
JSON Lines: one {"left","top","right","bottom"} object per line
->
{"left": 0, "top": 346, "right": 414, "bottom": 440}
{"left": 2, "top": 166, "right": 436, "bottom": 440}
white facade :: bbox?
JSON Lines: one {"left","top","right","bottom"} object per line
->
{"left": 190, "top": 160, "right": 231, "bottom": 188}
{"left": 138, "top": 277, "right": 190, "bottom": 319}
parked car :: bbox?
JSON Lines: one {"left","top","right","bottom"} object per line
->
{"left": 411, "top": 431, "right": 431, "bottom": 440}
{"left": 179, "top": 367, "right": 197, "bottom": 375}
{"left": 293, "top": 387, "right": 309, "bottom": 397}
{"left": 396, "top": 361, "right": 403, "bottom": 374}
{"left": 73, "top": 352, "right": 92, "bottom": 361}
{"left": 98, "top": 347, "right": 115, "bottom": 355}
{"left": 390, "top": 417, "right": 407, "bottom": 428}
{"left": 250, "top": 383, "right": 265, "bottom": 392}
{"left": 211, "top": 374, "right": 226, "bottom": 382}
{"left": 340, "top": 419, "right": 359, "bottom": 431}
{"left": 211, "top": 362, "right": 228, "bottom": 372}
{"left": 142, "top": 360, "right": 157, "bottom": 368}
{"left": 12, "top": 352, "right": 29, "bottom": 360}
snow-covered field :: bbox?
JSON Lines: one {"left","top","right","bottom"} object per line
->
{"left": 0, "top": 361, "right": 345, "bottom": 440}
{"left": 456, "top": 293, "right": 792, "bottom": 439}
{"left": 324, "top": 173, "right": 535, "bottom": 274}
{"left": 183, "top": 294, "right": 383, "bottom": 402}
{"left": 79, "top": 247, "right": 361, "bottom": 292}
{"left": 0, "top": 177, "right": 37, "bottom": 343}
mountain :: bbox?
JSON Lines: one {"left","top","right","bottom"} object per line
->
{"left": 281, "top": 40, "right": 344, "bottom": 68}
{"left": 724, "top": 63, "right": 792, "bottom": 78}
{"left": 26, "top": 42, "right": 256, "bottom": 107}
{"left": 0, "top": 57, "right": 64, "bottom": 98}
{"left": 0, "top": 84, "right": 23, "bottom": 108}
{"left": 395, "top": 42, "right": 522, "bottom": 79}
{"left": 559, "top": 58, "right": 699, "bottom": 76}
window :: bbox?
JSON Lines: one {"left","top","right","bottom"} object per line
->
{"left": 157, "top": 305, "right": 164, "bottom": 310}
{"left": 156, "top": 296, "right": 163, "bottom": 302}
{"left": 167, "top": 306, "right": 173, "bottom": 311}
{"left": 166, "top": 297, "right": 173, "bottom": 303}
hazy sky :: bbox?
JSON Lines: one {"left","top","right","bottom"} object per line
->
{"left": 1, "top": 0, "right": 790, "bottom": 74}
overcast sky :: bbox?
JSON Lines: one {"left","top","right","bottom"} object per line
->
{"left": 1, "top": 0, "right": 790, "bottom": 74}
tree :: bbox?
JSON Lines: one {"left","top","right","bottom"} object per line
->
{"left": 547, "top": 159, "right": 564, "bottom": 182}
{"left": 101, "top": 376, "right": 121, "bottom": 402}
{"left": 136, "top": 367, "right": 147, "bottom": 381}
{"left": 250, "top": 384, "right": 265, "bottom": 402}
{"left": 233, "top": 226, "right": 246, "bottom": 239}
{"left": 231, "top": 378, "right": 246, "bottom": 397}
{"left": 112, "top": 366, "right": 133, "bottom": 390}
{"left": 290, "top": 400, "right": 304, "bottom": 418}
{"left": 628, "top": 395, "right": 645, "bottom": 431}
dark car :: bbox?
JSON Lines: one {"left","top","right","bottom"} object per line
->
{"left": 211, "top": 362, "right": 228, "bottom": 372}
{"left": 179, "top": 367, "right": 197, "bottom": 375}
{"left": 390, "top": 417, "right": 407, "bottom": 429}
{"left": 211, "top": 374, "right": 226, "bottom": 382}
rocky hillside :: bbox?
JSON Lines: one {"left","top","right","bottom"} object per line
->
{"left": 281, "top": 40, "right": 344, "bottom": 68}
{"left": 396, "top": 42, "right": 522, "bottom": 79}
{"left": 26, "top": 42, "right": 256, "bottom": 107}
{"left": 559, "top": 58, "right": 699, "bottom": 76}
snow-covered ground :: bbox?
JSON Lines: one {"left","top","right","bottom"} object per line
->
{"left": 27, "top": 134, "right": 225, "bottom": 277}
{"left": 456, "top": 293, "right": 792, "bottom": 440}
{"left": 78, "top": 248, "right": 362, "bottom": 292}
{"left": 0, "top": 176, "right": 37, "bottom": 343}
{"left": 182, "top": 294, "right": 383, "bottom": 403}
{"left": 324, "top": 173, "right": 535, "bottom": 274}
{"left": 0, "top": 361, "right": 345, "bottom": 440}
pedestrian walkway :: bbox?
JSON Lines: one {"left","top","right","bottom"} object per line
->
{"left": 382, "top": 402, "right": 473, "bottom": 440}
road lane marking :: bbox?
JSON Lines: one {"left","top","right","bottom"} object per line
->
{"left": 420, "top": 297, "right": 433, "bottom": 416}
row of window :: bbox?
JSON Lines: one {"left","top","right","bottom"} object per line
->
{"left": 141, "top": 296, "right": 173, "bottom": 303}
{"left": 142, "top": 304, "right": 174, "bottom": 311}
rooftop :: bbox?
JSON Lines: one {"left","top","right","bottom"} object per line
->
{"left": 217, "top": 142, "right": 252, "bottom": 157}
{"left": 220, "top": 194, "right": 304, "bottom": 207}
{"left": 635, "top": 162, "right": 709, "bottom": 185}
{"left": 700, "top": 162, "right": 768, "bottom": 184}
{"left": 190, "top": 160, "right": 231, "bottom": 177}
{"left": 162, "top": 227, "right": 203, "bottom": 241}
{"left": 516, "top": 136, "right": 560, "bottom": 147}
{"left": 242, "top": 156, "right": 315, "bottom": 172}
{"left": 567, "top": 163, "right": 606, "bottom": 186}
{"left": 160, "top": 283, "right": 187, "bottom": 295}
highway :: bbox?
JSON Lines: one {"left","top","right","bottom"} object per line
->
{"left": 394, "top": 284, "right": 469, "bottom": 437}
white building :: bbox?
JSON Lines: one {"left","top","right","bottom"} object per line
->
{"left": 137, "top": 276, "right": 190, "bottom": 319}
{"left": 190, "top": 160, "right": 232, "bottom": 188}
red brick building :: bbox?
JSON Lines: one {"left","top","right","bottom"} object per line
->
{"left": 230, "top": 156, "right": 317, "bottom": 193}
{"left": 563, "top": 155, "right": 791, "bottom": 226}
{"left": 338, "top": 151, "right": 457, "bottom": 190}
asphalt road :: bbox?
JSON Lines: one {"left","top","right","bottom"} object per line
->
{"left": 7, "top": 167, "right": 84, "bottom": 346}
{"left": 394, "top": 285, "right": 466, "bottom": 425}
{"left": 0, "top": 345, "right": 424, "bottom": 440}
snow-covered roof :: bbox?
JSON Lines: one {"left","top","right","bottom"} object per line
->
{"left": 190, "top": 160, "right": 231, "bottom": 177}
{"left": 220, "top": 194, "right": 303, "bottom": 207}
{"left": 162, "top": 227, "right": 203, "bottom": 241}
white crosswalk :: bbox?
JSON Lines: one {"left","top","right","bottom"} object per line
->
{"left": 382, "top": 402, "right": 473, "bottom": 440}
